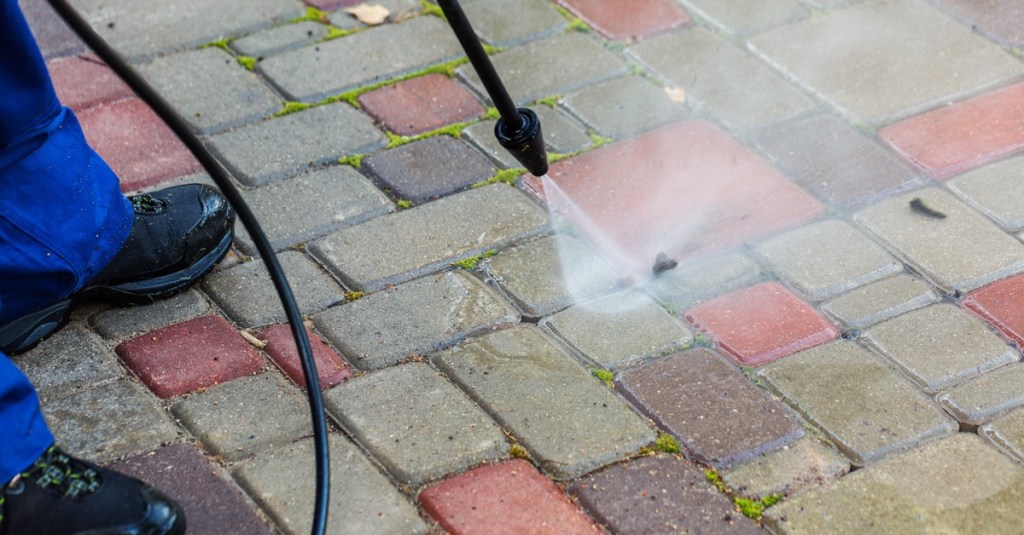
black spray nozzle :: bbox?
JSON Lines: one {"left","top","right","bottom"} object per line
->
{"left": 495, "top": 108, "right": 548, "bottom": 177}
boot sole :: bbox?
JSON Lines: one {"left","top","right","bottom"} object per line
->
{"left": 0, "top": 299, "right": 72, "bottom": 355}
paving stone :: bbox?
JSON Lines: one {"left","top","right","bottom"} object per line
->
{"left": 433, "top": 326, "right": 656, "bottom": 480}
{"left": 231, "top": 21, "right": 328, "bottom": 57}
{"left": 964, "top": 273, "right": 1024, "bottom": 349}
{"left": 721, "top": 438, "right": 850, "bottom": 499}
{"left": 108, "top": 444, "right": 270, "bottom": 535}
{"left": 981, "top": 407, "right": 1024, "bottom": 464}
{"left": 948, "top": 156, "right": 1024, "bottom": 232}
{"left": 88, "top": 290, "right": 211, "bottom": 340}
{"left": 356, "top": 0, "right": 421, "bottom": 21}
{"left": 325, "top": 10, "right": 365, "bottom": 31}
{"left": 15, "top": 323, "right": 120, "bottom": 402}
{"left": 201, "top": 251, "right": 346, "bottom": 328}
{"left": 116, "top": 315, "right": 264, "bottom": 398}
{"left": 542, "top": 289, "right": 692, "bottom": 370}
{"left": 362, "top": 136, "right": 495, "bottom": 203}
{"left": 820, "top": 274, "right": 940, "bottom": 330}
{"left": 306, "top": 0, "right": 363, "bottom": 11}
{"left": 685, "top": 282, "right": 839, "bottom": 367}
{"left": 206, "top": 103, "right": 386, "bottom": 187}
{"left": 766, "top": 433, "right": 1024, "bottom": 533}
{"left": 136, "top": 48, "right": 281, "bottom": 134}
{"left": 643, "top": 252, "right": 763, "bottom": 310}
{"left": 556, "top": 0, "right": 689, "bottom": 41}
{"left": 258, "top": 323, "right": 353, "bottom": 389}
{"left": 462, "top": 0, "right": 566, "bottom": 46}
{"left": 753, "top": 220, "right": 903, "bottom": 301}
{"left": 617, "top": 349, "right": 804, "bottom": 467}
{"left": 259, "top": 16, "right": 463, "bottom": 102}
{"left": 463, "top": 107, "right": 591, "bottom": 167}
{"left": 759, "top": 341, "right": 957, "bottom": 466}
{"left": 678, "top": 0, "right": 807, "bottom": 36}
{"left": 357, "top": 74, "right": 484, "bottom": 136}
{"left": 458, "top": 32, "right": 628, "bottom": 106}
{"left": 854, "top": 188, "right": 1024, "bottom": 294}
{"left": 420, "top": 459, "right": 601, "bottom": 534}
{"left": 628, "top": 29, "right": 814, "bottom": 131}
{"left": 563, "top": 76, "right": 688, "bottom": 138}
{"left": 48, "top": 54, "right": 133, "bottom": 112}
{"left": 172, "top": 372, "right": 310, "bottom": 462}
{"left": 20, "top": 0, "right": 86, "bottom": 59}
{"left": 931, "top": 0, "right": 1024, "bottom": 47}
{"left": 324, "top": 363, "right": 506, "bottom": 485}
{"left": 43, "top": 380, "right": 179, "bottom": 463}
{"left": 309, "top": 184, "right": 549, "bottom": 292}
{"left": 937, "top": 364, "right": 1024, "bottom": 427}
{"left": 750, "top": 114, "right": 923, "bottom": 207}
{"left": 569, "top": 455, "right": 764, "bottom": 534}
{"left": 312, "top": 270, "right": 518, "bottom": 370}
{"left": 748, "top": 0, "right": 1023, "bottom": 125}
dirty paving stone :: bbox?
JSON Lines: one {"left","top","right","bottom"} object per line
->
{"left": 722, "top": 438, "right": 850, "bottom": 500}
{"left": 258, "top": 324, "right": 354, "bottom": 390}
{"left": 938, "top": 363, "right": 1024, "bottom": 427}
{"left": 948, "top": 156, "right": 1024, "bottom": 232}
{"left": 820, "top": 274, "right": 940, "bottom": 330}
{"left": 88, "top": 289, "right": 211, "bottom": 340}
{"left": 556, "top": 0, "right": 689, "bottom": 41}
{"left": 963, "top": 272, "right": 1024, "bottom": 349}
{"left": 563, "top": 75, "right": 688, "bottom": 139}
{"left": 362, "top": 136, "right": 494, "bottom": 204}
{"left": 462, "top": 0, "right": 566, "bottom": 46}
{"left": 644, "top": 252, "right": 763, "bottom": 311}
{"left": 230, "top": 21, "right": 328, "bottom": 58}
{"left": 357, "top": 74, "right": 484, "bottom": 137}
{"left": 15, "top": 323, "right": 120, "bottom": 401}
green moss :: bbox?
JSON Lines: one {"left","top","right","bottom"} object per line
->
{"left": 654, "top": 433, "right": 680, "bottom": 454}
{"left": 337, "top": 154, "right": 365, "bottom": 168}
{"left": 588, "top": 132, "right": 614, "bottom": 148}
{"left": 734, "top": 494, "right": 783, "bottom": 520}
{"left": 535, "top": 94, "right": 562, "bottom": 109}
{"left": 236, "top": 56, "right": 257, "bottom": 71}
{"left": 451, "top": 249, "right": 498, "bottom": 270}
{"left": 738, "top": 366, "right": 766, "bottom": 388}
{"left": 201, "top": 37, "right": 232, "bottom": 52}
{"left": 546, "top": 152, "right": 570, "bottom": 164}
{"left": 509, "top": 443, "right": 530, "bottom": 460}
{"left": 344, "top": 290, "right": 365, "bottom": 301}
{"left": 483, "top": 107, "right": 501, "bottom": 121}
{"left": 274, "top": 101, "right": 314, "bottom": 118}
{"left": 420, "top": 0, "right": 445, "bottom": 19}
{"left": 704, "top": 469, "right": 727, "bottom": 493}
{"left": 396, "top": 199, "right": 413, "bottom": 210}
{"left": 691, "top": 331, "right": 712, "bottom": 347}
{"left": 292, "top": 6, "right": 329, "bottom": 24}
{"left": 287, "top": 243, "right": 306, "bottom": 251}
{"left": 482, "top": 43, "right": 504, "bottom": 55}
{"left": 761, "top": 494, "right": 782, "bottom": 508}
{"left": 553, "top": 4, "right": 590, "bottom": 32}
{"left": 473, "top": 167, "right": 526, "bottom": 189}
{"left": 326, "top": 58, "right": 469, "bottom": 108}
{"left": 590, "top": 368, "right": 614, "bottom": 387}
{"left": 385, "top": 120, "right": 470, "bottom": 149}
{"left": 321, "top": 25, "right": 361, "bottom": 42}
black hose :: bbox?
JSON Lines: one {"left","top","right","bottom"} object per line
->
{"left": 42, "top": 2, "right": 331, "bottom": 534}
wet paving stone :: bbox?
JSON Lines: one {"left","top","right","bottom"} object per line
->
{"left": 324, "top": 362, "right": 506, "bottom": 486}
{"left": 231, "top": 21, "right": 328, "bottom": 57}
{"left": 931, "top": 0, "right": 1024, "bottom": 47}
{"left": 48, "top": 54, "right": 133, "bottom": 112}
{"left": 721, "top": 438, "right": 850, "bottom": 499}
{"left": 937, "top": 364, "right": 1024, "bottom": 427}
{"left": 569, "top": 455, "right": 764, "bottom": 534}
{"left": 820, "top": 274, "right": 940, "bottom": 330}
{"left": 258, "top": 324, "right": 353, "bottom": 389}
{"left": 462, "top": 0, "right": 566, "bottom": 46}
{"left": 88, "top": 290, "right": 211, "bottom": 340}
{"left": 644, "top": 252, "right": 763, "bottom": 311}
{"left": 563, "top": 75, "right": 688, "bottom": 138}
{"left": 616, "top": 349, "right": 804, "bottom": 467}
{"left": 463, "top": 106, "right": 591, "bottom": 167}
{"left": 312, "top": 270, "right": 517, "bottom": 370}
{"left": 678, "top": 0, "right": 807, "bottom": 36}
{"left": 964, "top": 273, "right": 1024, "bottom": 349}
{"left": 16, "top": 323, "right": 120, "bottom": 401}
{"left": 685, "top": 282, "right": 840, "bottom": 367}
{"left": 759, "top": 341, "right": 957, "bottom": 466}
{"left": 948, "top": 156, "right": 1024, "bottom": 232}
{"left": 357, "top": 74, "right": 484, "bottom": 136}
{"left": 420, "top": 459, "right": 601, "bottom": 534}
{"left": 362, "top": 136, "right": 495, "bottom": 203}
{"left": 433, "top": 326, "right": 656, "bottom": 480}
{"left": 557, "top": 0, "right": 688, "bottom": 41}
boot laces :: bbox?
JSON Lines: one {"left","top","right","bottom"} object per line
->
{"left": 130, "top": 194, "right": 167, "bottom": 214}
{"left": 21, "top": 446, "right": 101, "bottom": 499}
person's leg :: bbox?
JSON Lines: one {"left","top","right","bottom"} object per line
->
{"left": 0, "top": 356, "right": 52, "bottom": 487}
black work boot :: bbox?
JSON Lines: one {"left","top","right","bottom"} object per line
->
{"left": 0, "top": 446, "right": 186, "bottom": 535}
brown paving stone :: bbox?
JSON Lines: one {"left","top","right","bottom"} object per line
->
{"left": 685, "top": 283, "right": 840, "bottom": 367}
{"left": 362, "top": 136, "right": 495, "bottom": 203}
{"left": 257, "top": 323, "right": 353, "bottom": 389}
{"left": 116, "top": 315, "right": 264, "bottom": 398}
{"left": 964, "top": 273, "right": 1024, "bottom": 349}
{"left": 556, "top": 0, "right": 689, "bottom": 41}
{"left": 932, "top": 0, "right": 1024, "bottom": 47}
{"left": 419, "top": 459, "right": 601, "bottom": 535}
{"left": 357, "top": 74, "right": 484, "bottom": 136}
{"left": 48, "top": 54, "right": 133, "bottom": 112}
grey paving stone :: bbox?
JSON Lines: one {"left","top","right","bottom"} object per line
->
{"left": 88, "top": 290, "right": 211, "bottom": 340}
{"left": 259, "top": 16, "right": 463, "bottom": 102}
{"left": 931, "top": 0, "right": 1024, "bottom": 47}
{"left": 766, "top": 433, "right": 1024, "bottom": 533}
{"left": 136, "top": 48, "right": 281, "bottom": 134}
{"left": 563, "top": 76, "right": 688, "bottom": 138}
{"left": 753, "top": 220, "right": 902, "bottom": 301}
{"left": 855, "top": 188, "right": 1024, "bottom": 294}
{"left": 309, "top": 184, "right": 549, "bottom": 292}
{"left": 542, "top": 289, "right": 692, "bottom": 370}
{"left": 172, "top": 372, "right": 310, "bottom": 462}
{"left": 939, "top": 364, "right": 1024, "bottom": 427}
{"left": 234, "top": 435, "right": 427, "bottom": 535}
{"left": 231, "top": 21, "right": 329, "bottom": 57}
{"left": 982, "top": 407, "right": 1024, "bottom": 465}
{"left": 463, "top": 107, "right": 591, "bottom": 167}
{"left": 628, "top": 28, "right": 813, "bottom": 131}
{"left": 948, "top": 156, "right": 1024, "bottom": 232}
{"left": 312, "top": 270, "right": 518, "bottom": 370}
{"left": 458, "top": 32, "right": 628, "bottom": 106}
{"left": 643, "top": 252, "right": 763, "bottom": 310}
{"left": 679, "top": 0, "right": 808, "bottom": 36}
{"left": 433, "top": 326, "right": 656, "bottom": 480}
{"left": 820, "top": 274, "right": 940, "bottom": 329}
{"left": 206, "top": 104, "right": 386, "bottom": 187}
{"left": 326, "top": 11, "right": 364, "bottom": 31}
{"left": 759, "top": 341, "right": 957, "bottom": 466}
{"left": 14, "top": 323, "right": 120, "bottom": 401}
{"left": 324, "top": 363, "right": 506, "bottom": 485}
{"left": 201, "top": 251, "right": 346, "bottom": 328}
{"left": 462, "top": 0, "right": 566, "bottom": 46}
{"left": 43, "top": 380, "right": 180, "bottom": 463}
{"left": 748, "top": 0, "right": 1023, "bottom": 125}
{"left": 863, "top": 303, "right": 1017, "bottom": 393}
{"left": 722, "top": 438, "right": 850, "bottom": 499}
{"left": 362, "top": 136, "right": 495, "bottom": 203}
{"left": 20, "top": 0, "right": 86, "bottom": 59}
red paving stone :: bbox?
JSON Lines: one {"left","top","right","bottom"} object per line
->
{"left": 556, "top": 0, "right": 689, "bottom": 41}
{"left": 48, "top": 54, "right": 133, "bottom": 112}
{"left": 258, "top": 323, "right": 353, "bottom": 389}
{"left": 419, "top": 459, "right": 601, "bottom": 535}
{"left": 880, "top": 82, "right": 1024, "bottom": 180}
{"left": 116, "top": 315, "right": 264, "bottom": 398}
{"left": 77, "top": 97, "right": 202, "bottom": 192}
{"left": 964, "top": 274, "right": 1024, "bottom": 349}
{"left": 685, "top": 282, "right": 840, "bottom": 366}
{"left": 523, "top": 120, "right": 824, "bottom": 274}
{"left": 357, "top": 74, "right": 484, "bottom": 136}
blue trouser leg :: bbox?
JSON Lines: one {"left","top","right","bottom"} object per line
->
{"left": 0, "top": 355, "right": 52, "bottom": 484}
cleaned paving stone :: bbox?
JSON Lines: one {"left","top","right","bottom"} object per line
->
{"left": 750, "top": 114, "right": 923, "bottom": 207}
{"left": 749, "top": 0, "right": 1023, "bottom": 125}
{"left": 981, "top": 407, "right": 1024, "bottom": 464}
{"left": 932, "top": 0, "right": 1024, "bottom": 46}
{"left": 231, "top": 21, "right": 328, "bottom": 57}
{"left": 88, "top": 290, "right": 211, "bottom": 340}
{"left": 116, "top": 315, "right": 264, "bottom": 398}
{"left": 258, "top": 324, "right": 353, "bottom": 389}
{"left": 948, "top": 156, "right": 1024, "bottom": 231}
{"left": 235, "top": 434, "right": 426, "bottom": 535}
{"left": 357, "top": 74, "right": 484, "bottom": 136}
{"left": 855, "top": 188, "right": 1024, "bottom": 294}
{"left": 616, "top": 349, "right": 804, "bottom": 467}
{"left": 563, "top": 76, "right": 687, "bottom": 138}
{"left": 108, "top": 444, "right": 270, "bottom": 535}
{"left": 820, "top": 274, "right": 940, "bottom": 330}
{"left": 324, "top": 362, "right": 506, "bottom": 486}
{"left": 569, "top": 455, "right": 764, "bottom": 534}
{"left": 678, "top": 0, "right": 807, "bottom": 36}
{"left": 362, "top": 136, "right": 495, "bottom": 203}
{"left": 644, "top": 252, "right": 763, "bottom": 310}
{"left": 312, "top": 270, "right": 518, "bottom": 370}
{"left": 753, "top": 220, "right": 902, "bottom": 301}
{"left": 462, "top": 0, "right": 566, "bottom": 46}
{"left": 685, "top": 282, "right": 840, "bottom": 367}
{"left": 136, "top": 48, "right": 281, "bottom": 134}
{"left": 48, "top": 54, "right": 132, "bottom": 111}
{"left": 420, "top": 459, "right": 601, "bottom": 534}
{"left": 722, "top": 438, "right": 850, "bottom": 499}
{"left": 759, "top": 341, "right": 957, "bottom": 466}
{"left": 556, "top": 0, "right": 688, "bottom": 41}
{"left": 202, "top": 251, "right": 346, "bottom": 328}
{"left": 433, "top": 326, "right": 656, "bottom": 480}
{"left": 938, "top": 364, "right": 1024, "bottom": 427}
{"left": 15, "top": 323, "right": 120, "bottom": 401}
{"left": 206, "top": 103, "right": 386, "bottom": 187}
{"left": 172, "top": 372, "right": 310, "bottom": 462}
{"left": 964, "top": 273, "right": 1024, "bottom": 348}
{"left": 463, "top": 106, "right": 591, "bottom": 166}
{"left": 310, "top": 184, "right": 549, "bottom": 292}
{"left": 766, "top": 433, "right": 1024, "bottom": 533}
{"left": 543, "top": 289, "right": 692, "bottom": 370}
{"left": 21, "top": 0, "right": 85, "bottom": 59}
{"left": 628, "top": 29, "right": 814, "bottom": 131}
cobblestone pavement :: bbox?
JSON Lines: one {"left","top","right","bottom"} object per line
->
{"left": 18, "top": 0, "right": 1024, "bottom": 532}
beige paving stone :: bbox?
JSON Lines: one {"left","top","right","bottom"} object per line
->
{"left": 981, "top": 407, "right": 1024, "bottom": 464}
{"left": 948, "top": 156, "right": 1024, "bottom": 232}
{"left": 721, "top": 438, "right": 850, "bottom": 499}
{"left": 939, "top": 364, "right": 1024, "bottom": 426}
{"left": 678, "top": 0, "right": 808, "bottom": 36}
{"left": 643, "top": 252, "right": 763, "bottom": 310}
{"left": 820, "top": 274, "right": 940, "bottom": 329}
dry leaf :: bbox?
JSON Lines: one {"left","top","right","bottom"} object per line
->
{"left": 665, "top": 86, "right": 686, "bottom": 104}
{"left": 345, "top": 3, "right": 390, "bottom": 26}
{"left": 239, "top": 330, "right": 268, "bottom": 349}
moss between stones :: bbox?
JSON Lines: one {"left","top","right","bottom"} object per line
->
{"left": 639, "top": 433, "right": 680, "bottom": 455}
{"left": 344, "top": 290, "right": 365, "bottom": 301}
{"left": 274, "top": 101, "right": 313, "bottom": 118}
{"left": 321, "top": 26, "right": 362, "bottom": 42}
{"left": 552, "top": 4, "right": 590, "bottom": 33}
{"left": 337, "top": 154, "right": 365, "bottom": 168}
{"left": 590, "top": 368, "right": 614, "bottom": 387}
{"left": 200, "top": 37, "right": 232, "bottom": 52}
{"left": 420, "top": 0, "right": 444, "bottom": 19}
{"left": 396, "top": 199, "right": 413, "bottom": 210}
{"left": 705, "top": 468, "right": 784, "bottom": 521}
{"left": 509, "top": 443, "right": 530, "bottom": 460}
{"left": 385, "top": 120, "right": 473, "bottom": 149}
{"left": 450, "top": 249, "right": 497, "bottom": 270}
{"left": 535, "top": 94, "right": 562, "bottom": 109}
{"left": 327, "top": 57, "right": 469, "bottom": 109}
{"left": 473, "top": 168, "right": 525, "bottom": 189}
{"left": 292, "top": 6, "right": 329, "bottom": 24}
{"left": 236, "top": 56, "right": 257, "bottom": 71}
